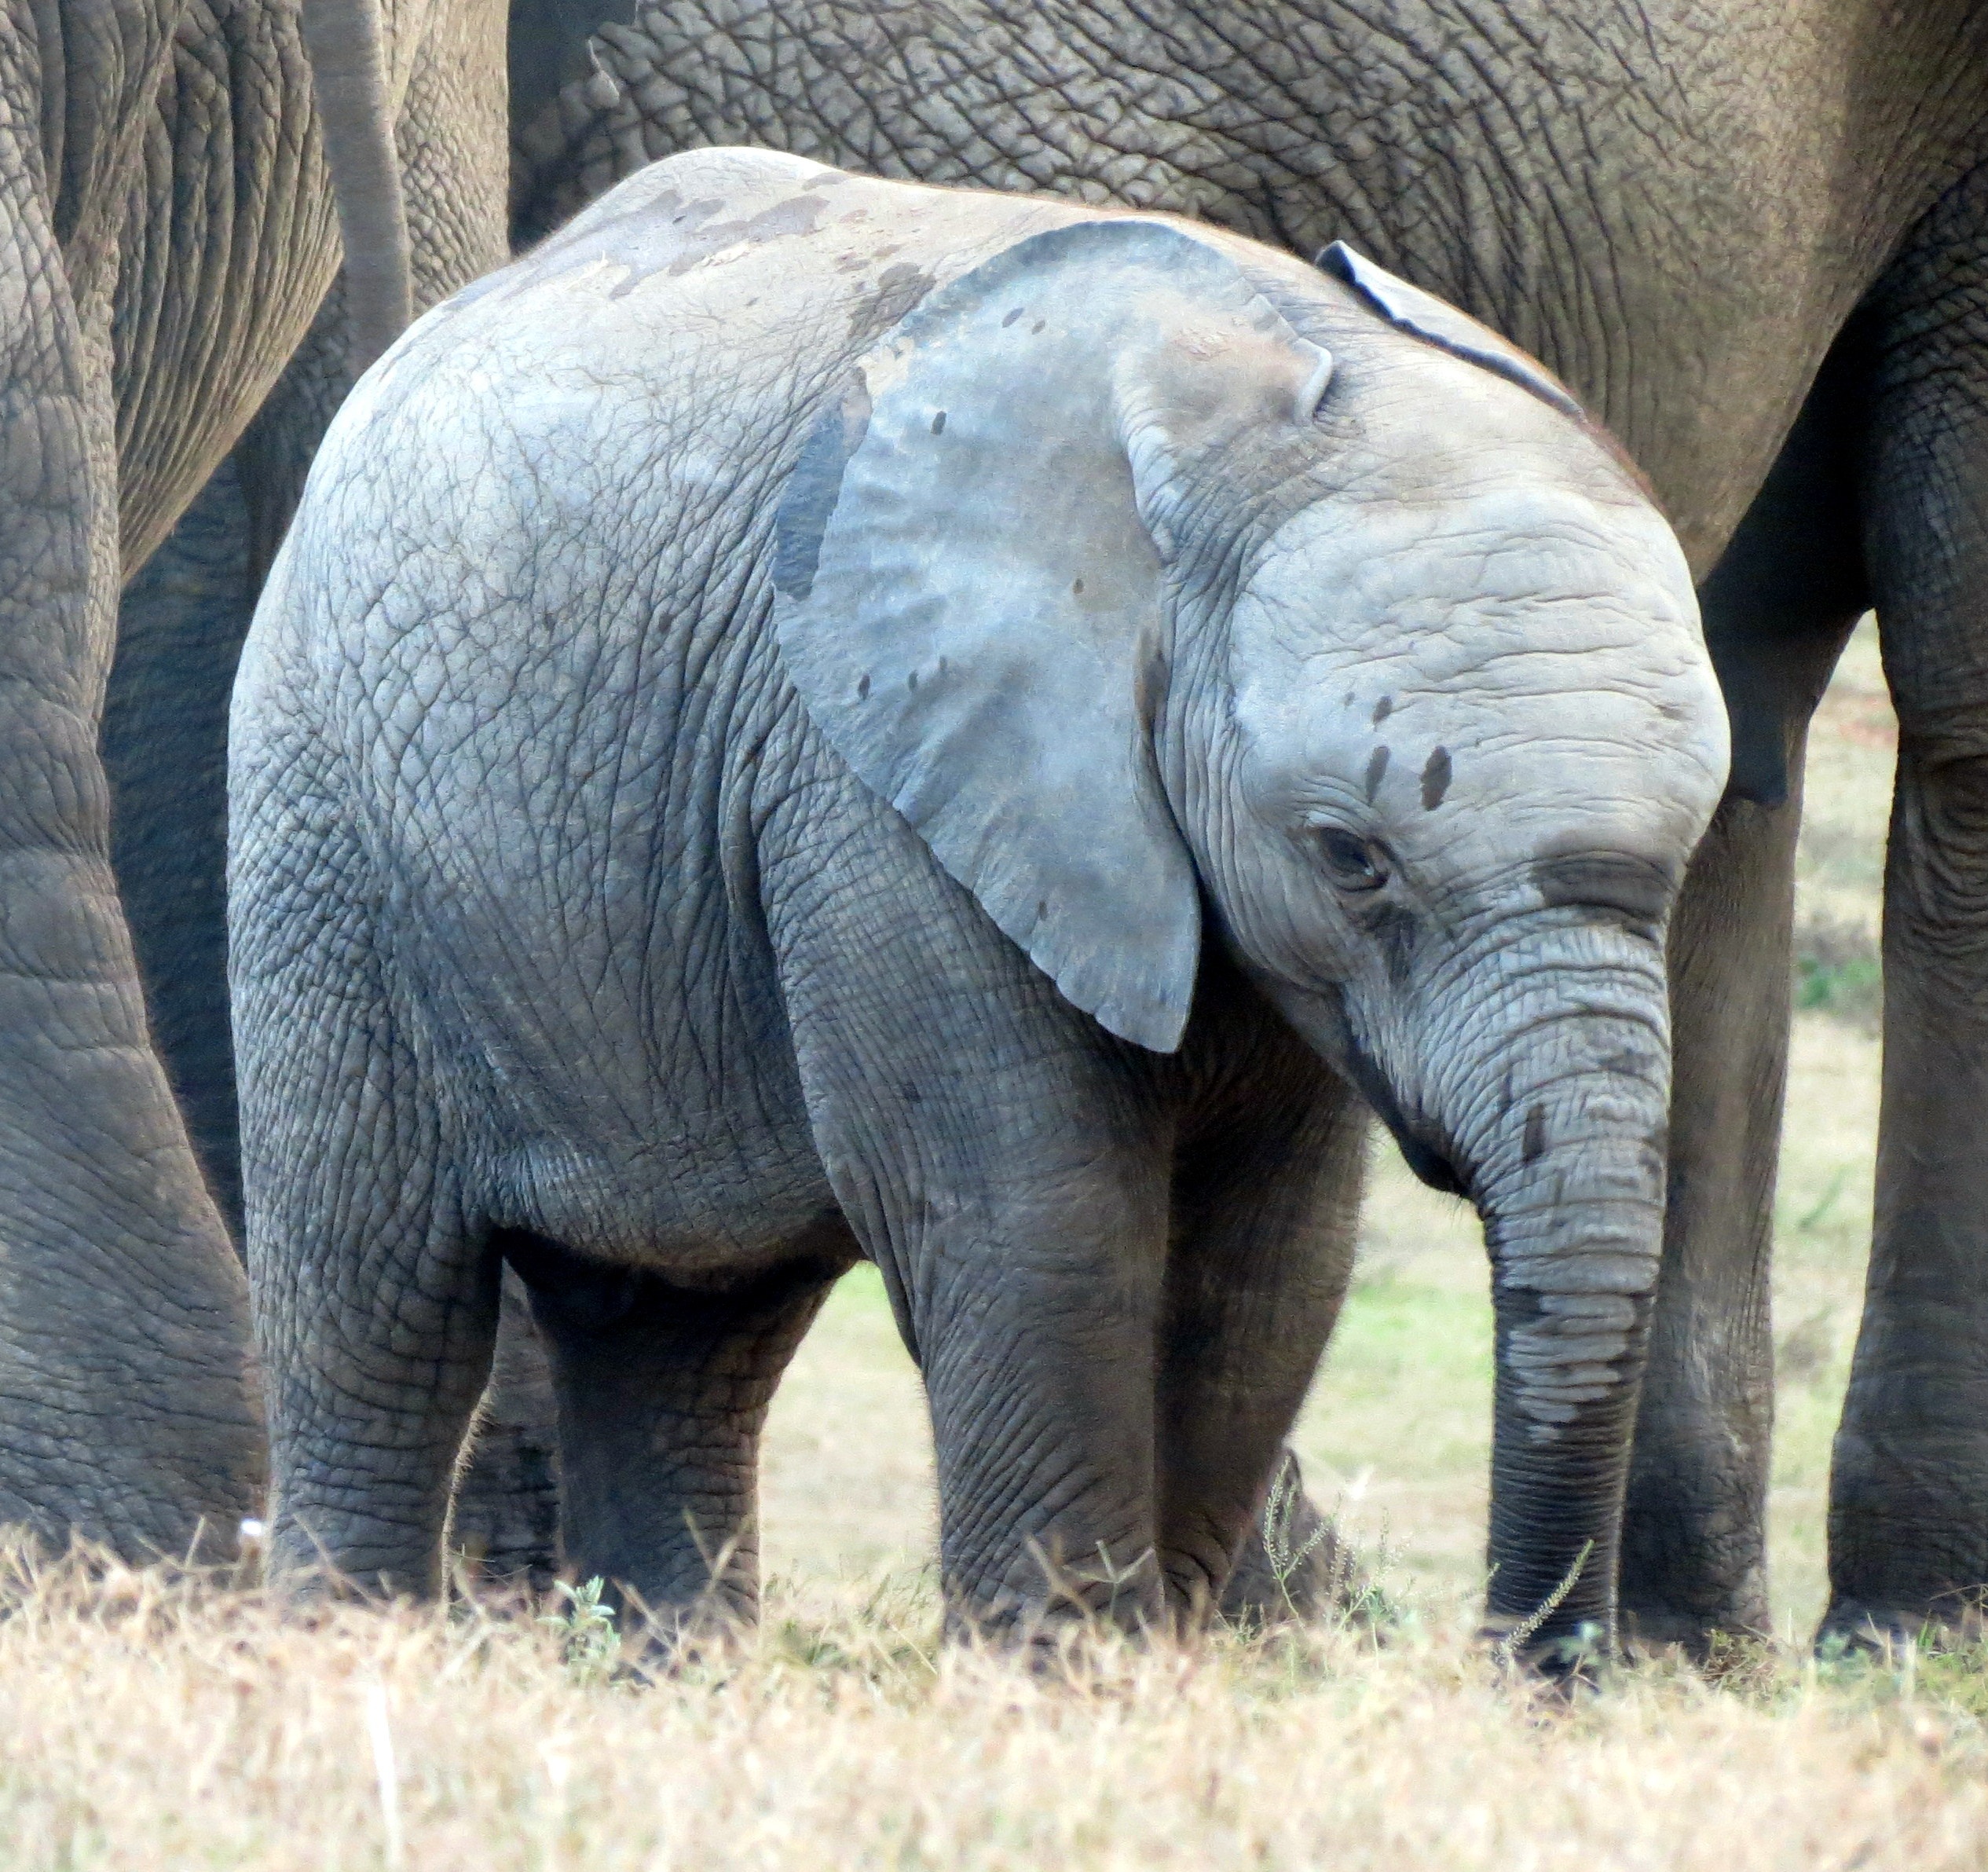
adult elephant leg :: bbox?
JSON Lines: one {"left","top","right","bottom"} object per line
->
{"left": 106, "top": 452, "right": 262, "bottom": 1234}
{"left": 503, "top": 1225, "right": 851, "bottom": 1625}
{"left": 1827, "top": 175, "right": 1988, "bottom": 1646}
{"left": 1155, "top": 965, "right": 1367, "bottom": 1625}
{"left": 1621, "top": 350, "right": 1867, "bottom": 1653}
{"left": 0, "top": 166, "right": 261, "bottom": 1555}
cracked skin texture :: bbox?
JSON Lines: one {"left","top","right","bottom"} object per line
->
{"left": 492, "top": 2, "right": 1988, "bottom": 1650}
{"left": 513, "top": 0, "right": 1985, "bottom": 577}
{"left": 0, "top": 0, "right": 507, "bottom": 1562}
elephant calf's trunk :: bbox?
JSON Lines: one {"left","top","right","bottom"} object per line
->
{"left": 1478, "top": 1119, "right": 1667, "bottom": 1667}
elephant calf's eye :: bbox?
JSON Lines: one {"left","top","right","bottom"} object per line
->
{"left": 1316, "top": 827, "right": 1391, "bottom": 892}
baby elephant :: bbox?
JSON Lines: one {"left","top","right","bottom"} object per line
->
{"left": 230, "top": 148, "right": 1726, "bottom": 1661}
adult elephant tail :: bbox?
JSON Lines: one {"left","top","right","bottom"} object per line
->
{"left": 302, "top": 0, "right": 413, "bottom": 371}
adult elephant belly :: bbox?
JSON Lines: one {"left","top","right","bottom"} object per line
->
{"left": 510, "top": 0, "right": 1904, "bottom": 579}
{"left": 109, "top": 0, "right": 340, "bottom": 577}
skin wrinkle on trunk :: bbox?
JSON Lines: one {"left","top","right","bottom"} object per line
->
{"left": 1334, "top": 917, "right": 1675, "bottom": 1651}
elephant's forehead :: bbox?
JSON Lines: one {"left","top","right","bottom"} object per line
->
{"left": 1225, "top": 485, "right": 1726, "bottom": 868}
{"left": 1233, "top": 482, "right": 1704, "bottom": 686}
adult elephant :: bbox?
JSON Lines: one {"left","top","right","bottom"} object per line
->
{"left": 496, "top": 2, "right": 1988, "bottom": 1651}
{"left": 0, "top": 0, "right": 507, "bottom": 1562}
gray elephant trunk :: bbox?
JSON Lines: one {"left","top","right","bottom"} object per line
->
{"left": 1481, "top": 1164, "right": 1661, "bottom": 1661}
{"left": 1422, "top": 954, "right": 1673, "bottom": 1665}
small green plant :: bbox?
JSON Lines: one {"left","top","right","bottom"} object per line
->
{"left": 541, "top": 1576, "right": 621, "bottom": 1685}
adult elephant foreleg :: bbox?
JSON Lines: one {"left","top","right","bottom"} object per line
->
{"left": 0, "top": 123, "right": 260, "bottom": 1558}
{"left": 1826, "top": 170, "right": 1988, "bottom": 1647}
{"left": 1620, "top": 351, "right": 1867, "bottom": 1654}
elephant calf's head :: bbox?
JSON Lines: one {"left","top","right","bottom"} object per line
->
{"left": 775, "top": 215, "right": 1729, "bottom": 1662}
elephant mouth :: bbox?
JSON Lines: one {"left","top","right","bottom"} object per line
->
{"left": 1338, "top": 1034, "right": 1470, "bottom": 1198}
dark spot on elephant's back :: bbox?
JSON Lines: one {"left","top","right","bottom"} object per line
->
{"left": 931, "top": 410, "right": 946, "bottom": 434}
{"left": 1532, "top": 842, "right": 1677, "bottom": 936}
{"left": 1420, "top": 746, "right": 1452, "bottom": 809}
{"left": 848, "top": 262, "right": 937, "bottom": 343}
{"left": 1364, "top": 746, "right": 1389, "bottom": 802}
{"left": 1522, "top": 1102, "right": 1548, "bottom": 1165}
{"left": 1372, "top": 696, "right": 1393, "bottom": 725}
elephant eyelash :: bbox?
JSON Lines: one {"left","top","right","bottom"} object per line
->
{"left": 1316, "top": 827, "right": 1392, "bottom": 892}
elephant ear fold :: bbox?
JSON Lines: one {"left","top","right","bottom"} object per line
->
{"left": 1316, "top": 240, "right": 1586, "bottom": 421}
{"left": 774, "top": 218, "right": 1334, "bottom": 1054}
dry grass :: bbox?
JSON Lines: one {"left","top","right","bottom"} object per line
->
{"left": 8, "top": 1548, "right": 1988, "bottom": 1872}
{"left": 8, "top": 618, "right": 1973, "bottom": 1867}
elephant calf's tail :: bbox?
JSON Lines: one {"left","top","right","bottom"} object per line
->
{"left": 301, "top": 0, "right": 413, "bottom": 372}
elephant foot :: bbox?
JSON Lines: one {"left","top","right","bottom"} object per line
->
{"left": 1816, "top": 1595, "right": 1985, "bottom": 1660}
{"left": 1614, "top": 1558, "right": 1773, "bottom": 1677}
{"left": 1614, "top": 1606, "right": 1773, "bottom": 1677}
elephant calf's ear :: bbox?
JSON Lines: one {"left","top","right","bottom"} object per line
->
{"left": 774, "top": 220, "right": 1327, "bottom": 1054}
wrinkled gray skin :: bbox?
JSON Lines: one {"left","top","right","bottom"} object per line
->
{"left": 230, "top": 151, "right": 1727, "bottom": 1658}
{"left": 0, "top": 0, "right": 506, "bottom": 1562}
{"left": 122, "top": 0, "right": 1988, "bottom": 1648}
{"left": 498, "top": 0, "right": 1988, "bottom": 1654}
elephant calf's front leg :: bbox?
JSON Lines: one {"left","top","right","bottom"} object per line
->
{"left": 916, "top": 1194, "right": 1173, "bottom": 1645}
{"left": 1158, "top": 1031, "right": 1367, "bottom": 1625}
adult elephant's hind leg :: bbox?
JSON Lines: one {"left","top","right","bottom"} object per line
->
{"left": 0, "top": 132, "right": 260, "bottom": 1560}
{"left": 503, "top": 1225, "right": 854, "bottom": 1628}
{"left": 1622, "top": 360, "right": 1866, "bottom": 1654}
{"left": 1828, "top": 174, "right": 1988, "bottom": 1646}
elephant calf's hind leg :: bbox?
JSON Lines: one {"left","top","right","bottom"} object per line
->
{"left": 504, "top": 1225, "right": 852, "bottom": 1632}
